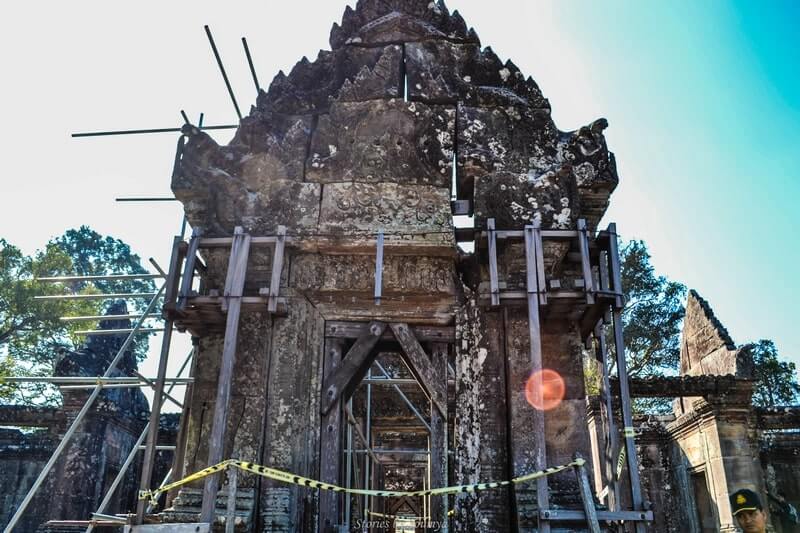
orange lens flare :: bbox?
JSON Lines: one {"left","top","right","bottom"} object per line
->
{"left": 525, "top": 369, "right": 565, "bottom": 411}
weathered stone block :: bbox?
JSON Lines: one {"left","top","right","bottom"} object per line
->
{"left": 329, "top": 1, "right": 478, "bottom": 49}
{"left": 260, "top": 45, "right": 402, "bottom": 115}
{"left": 174, "top": 116, "right": 320, "bottom": 235}
{"left": 453, "top": 302, "right": 510, "bottom": 532}
{"left": 318, "top": 182, "right": 453, "bottom": 236}
{"left": 406, "top": 41, "right": 549, "bottom": 108}
{"left": 291, "top": 254, "right": 455, "bottom": 295}
{"left": 473, "top": 170, "right": 580, "bottom": 230}
{"left": 307, "top": 99, "right": 455, "bottom": 187}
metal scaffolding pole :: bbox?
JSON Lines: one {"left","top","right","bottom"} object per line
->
{"left": 363, "top": 368, "right": 372, "bottom": 524}
{"left": 2, "top": 286, "right": 165, "bottom": 533}
{"left": 83, "top": 349, "right": 195, "bottom": 532}
{"left": 37, "top": 274, "right": 164, "bottom": 282}
{"left": 136, "top": 236, "right": 183, "bottom": 524}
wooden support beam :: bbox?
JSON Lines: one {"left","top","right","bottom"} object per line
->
{"left": 162, "top": 240, "right": 187, "bottom": 317}
{"left": 374, "top": 231, "right": 384, "bottom": 306}
{"left": 168, "top": 341, "right": 199, "bottom": 507}
{"left": 135, "top": 237, "right": 182, "bottom": 524}
{"left": 540, "top": 510, "right": 653, "bottom": 522}
{"left": 225, "top": 466, "right": 237, "bottom": 533}
{"left": 200, "top": 228, "right": 251, "bottom": 523}
{"left": 532, "top": 221, "right": 547, "bottom": 305}
{"left": 268, "top": 226, "right": 286, "bottom": 314}
{"left": 450, "top": 199, "right": 471, "bottom": 216}
{"left": 574, "top": 456, "right": 602, "bottom": 533}
{"left": 429, "top": 343, "right": 449, "bottom": 530}
{"left": 389, "top": 323, "right": 447, "bottom": 417}
{"left": 487, "top": 219, "right": 500, "bottom": 307}
{"left": 606, "top": 223, "right": 624, "bottom": 310}
{"left": 177, "top": 228, "right": 203, "bottom": 312}
{"left": 577, "top": 219, "right": 595, "bottom": 305}
{"left": 325, "top": 322, "right": 455, "bottom": 343}
{"left": 612, "top": 312, "right": 646, "bottom": 533}
{"left": 523, "top": 227, "right": 550, "bottom": 533}
{"left": 320, "top": 322, "right": 387, "bottom": 416}
{"left": 606, "top": 224, "right": 645, "bottom": 532}
{"left": 596, "top": 324, "right": 620, "bottom": 513}
{"left": 319, "top": 338, "right": 346, "bottom": 532}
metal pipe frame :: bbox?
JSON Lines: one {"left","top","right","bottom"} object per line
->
{"left": 71, "top": 124, "right": 236, "bottom": 138}
{"left": 3, "top": 377, "right": 192, "bottom": 384}
{"left": 75, "top": 328, "right": 165, "bottom": 336}
{"left": 137, "top": 234, "right": 185, "bottom": 524}
{"left": 60, "top": 313, "right": 162, "bottom": 323}
{"left": 2, "top": 286, "right": 166, "bottom": 533}
{"left": 37, "top": 274, "right": 164, "bottom": 282}
{"left": 363, "top": 368, "right": 372, "bottom": 524}
{"left": 34, "top": 293, "right": 160, "bottom": 301}
{"left": 204, "top": 25, "right": 242, "bottom": 120}
{"left": 345, "top": 449, "right": 431, "bottom": 455}
{"left": 373, "top": 361, "right": 431, "bottom": 433}
{"left": 241, "top": 37, "right": 261, "bottom": 92}
{"left": 84, "top": 348, "right": 195, "bottom": 533}
{"left": 345, "top": 398, "right": 354, "bottom": 530}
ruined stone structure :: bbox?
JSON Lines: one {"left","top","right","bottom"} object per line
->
{"left": 166, "top": 1, "right": 633, "bottom": 531}
{"left": 615, "top": 291, "right": 800, "bottom": 533}
{"left": 0, "top": 304, "right": 177, "bottom": 532}
{"left": 4, "top": 1, "right": 798, "bottom": 532}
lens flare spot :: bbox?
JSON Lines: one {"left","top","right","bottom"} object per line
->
{"left": 525, "top": 369, "right": 565, "bottom": 411}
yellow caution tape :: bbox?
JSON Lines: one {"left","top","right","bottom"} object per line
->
{"left": 368, "top": 511, "right": 426, "bottom": 520}
{"left": 616, "top": 447, "right": 626, "bottom": 479}
{"left": 140, "top": 458, "right": 585, "bottom": 507}
{"left": 623, "top": 426, "right": 636, "bottom": 438}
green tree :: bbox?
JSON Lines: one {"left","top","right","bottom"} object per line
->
{"left": 615, "top": 240, "right": 799, "bottom": 412}
{"left": 1, "top": 239, "right": 96, "bottom": 403}
{"left": 749, "top": 339, "right": 799, "bottom": 407}
{"left": 1, "top": 228, "right": 156, "bottom": 404}
{"left": 51, "top": 226, "right": 156, "bottom": 363}
{"left": 618, "top": 240, "right": 687, "bottom": 377}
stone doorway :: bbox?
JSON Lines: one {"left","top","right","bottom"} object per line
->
{"left": 319, "top": 322, "right": 452, "bottom": 532}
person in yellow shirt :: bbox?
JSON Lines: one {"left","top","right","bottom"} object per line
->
{"left": 729, "top": 489, "right": 767, "bottom": 533}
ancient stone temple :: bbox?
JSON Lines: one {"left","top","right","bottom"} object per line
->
{"left": 0, "top": 304, "right": 177, "bottom": 532}
{"left": 164, "top": 1, "right": 633, "bottom": 531}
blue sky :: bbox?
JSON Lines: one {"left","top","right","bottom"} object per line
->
{"left": 0, "top": 0, "right": 797, "bottom": 397}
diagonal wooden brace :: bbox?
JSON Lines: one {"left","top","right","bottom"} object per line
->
{"left": 320, "top": 321, "right": 387, "bottom": 416}
{"left": 390, "top": 323, "right": 447, "bottom": 417}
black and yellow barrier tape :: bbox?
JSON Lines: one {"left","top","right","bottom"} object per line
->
{"left": 139, "top": 458, "right": 585, "bottom": 507}
{"left": 616, "top": 447, "right": 627, "bottom": 479}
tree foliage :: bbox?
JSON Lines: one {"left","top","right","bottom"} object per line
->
{"left": 614, "top": 240, "right": 798, "bottom": 412}
{"left": 749, "top": 339, "right": 800, "bottom": 407}
{"left": 0, "top": 227, "right": 155, "bottom": 404}
{"left": 619, "top": 240, "right": 687, "bottom": 377}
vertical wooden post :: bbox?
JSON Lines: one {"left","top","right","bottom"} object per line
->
{"left": 200, "top": 227, "right": 251, "bottom": 524}
{"left": 177, "top": 227, "right": 203, "bottom": 312}
{"left": 430, "top": 343, "right": 449, "bottom": 532}
{"left": 363, "top": 368, "right": 372, "bottom": 523}
{"left": 168, "top": 337, "right": 199, "bottom": 506}
{"left": 595, "top": 324, "right": 620, "bottom": 512}
{"left": 374, "top": 231, "right": 384, "bottom": 306}
{"left": 319, "top": 338, "right": 346, "bottom": 532}
{"left": 573, "top": 455, "right": 601, "bottom": 533}
{"left": 488, "top": 218, "right": 500, "bottom": 306}
{"left": 608, "top": 223, "right": 646, "bottom": 533}
{"left": 268, "top": 225, "right": 286, "bottom": 313}
{"left": 225, "top": 466, "right": 238, "bottom": 533}
{"left": 523, "top": 226, "right": 550, "bottom": 533}
{"left": 532, "top": 220, "right": 547, "bottom": 305}
{"left": 135, "top": 236, "right": 183, "bottom": 523}
{"left": 577, "top": 219, "right": 595, "bottom": 305}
